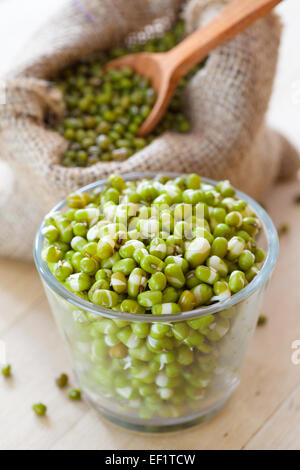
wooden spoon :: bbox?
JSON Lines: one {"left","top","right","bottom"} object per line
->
{"left": 105, "top": 0, "right": 282, "bottom": 136}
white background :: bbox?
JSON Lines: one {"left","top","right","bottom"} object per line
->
{"left": 0, "top": 0, "right": 299, "bottom": 151}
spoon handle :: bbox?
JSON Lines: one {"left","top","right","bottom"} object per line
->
{"left": 165, "top": 0, "right": 282, "bottom": 80}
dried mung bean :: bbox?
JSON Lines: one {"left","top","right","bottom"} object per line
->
{"left": 56, "top": 373, "right": 69, "bottom": 388}
{"left": 1, "top": 364, "right": 11, "bottom": 378}
{"left": 257, "top": 315, "right": 267, "bottom": 326}
{"left": 32, "top": 403, "right": 47, "bottom": 416}
{"left": 68, "top": 389, "right": 82, "bottom": 400}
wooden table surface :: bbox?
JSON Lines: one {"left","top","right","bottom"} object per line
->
{"left": 0, "top": 179, "right": 300, "bottom": 450}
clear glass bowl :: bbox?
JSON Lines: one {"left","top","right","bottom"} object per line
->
{"left": 34, "top": 173, "right": 278, "bottom": 432}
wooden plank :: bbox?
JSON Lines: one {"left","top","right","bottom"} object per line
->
{"left": 245, "top": 383, "right": 300, "bottom": 450}
{"left": 0, "top": 259, "right": 44, "bottom": 334}
{"left": 0, "top": 298, "right": 88, "bottom": 450}
{"left": 50, "top": 358, "right": 300, "bottom": 450}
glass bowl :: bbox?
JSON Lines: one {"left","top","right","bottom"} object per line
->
{"left": 34, "top": 173, "right": 278, "bottom": 432}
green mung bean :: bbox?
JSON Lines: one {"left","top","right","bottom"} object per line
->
{"left": 32, "top": 403, "right": 47, "bottom": 416}
{"left": 53, "top": 22, "right": 202, "bottom": 168}
{"left": 42, "top": 172, "right": 266, "bottom": 421}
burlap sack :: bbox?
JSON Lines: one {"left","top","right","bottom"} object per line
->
{"left": 0, "top": 0, "right": 299, "bottom": 261}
